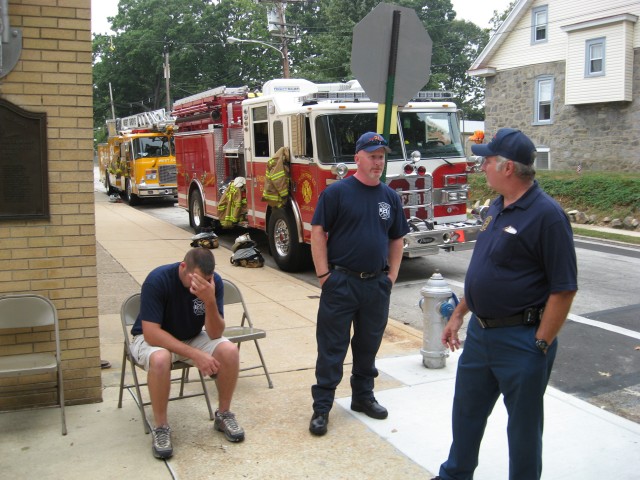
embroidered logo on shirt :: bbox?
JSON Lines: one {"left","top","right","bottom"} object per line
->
{"left": 379, "top": 202, "right": 391, "bottom": 220}
{"left": 480, "top": 215, "right": 492, "bottom": 232}
{"left": 193, "top": 298, "right": 206, "bottom": 316}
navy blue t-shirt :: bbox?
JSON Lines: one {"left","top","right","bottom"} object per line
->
{"left": 311, "top": 175, "right": 410, "bottom": 272}
{"left": 131, "top": 262, "right": 224, "bottom": 340}
{"left": 465, "top": 181, "right": 577, "bottom": 318}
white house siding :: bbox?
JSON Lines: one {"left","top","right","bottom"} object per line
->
{"left": 564, "top": 22, "right": 634, "bottom": 104}
{"left": 489, "top": 0, "right": 640, "bottom": 73}
{"left": 473, "top": 0, "right": 640, "bottom": 172}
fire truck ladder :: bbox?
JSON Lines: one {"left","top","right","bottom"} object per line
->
{"left": 120, "top": 109, "right": 175, "bottom": 131}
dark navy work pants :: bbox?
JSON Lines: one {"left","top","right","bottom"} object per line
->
{"left": 311, "top": 270, "right": 392, "bottom": 413}
{"left": 439, "top": 316, "right": 557, "bottom": 480}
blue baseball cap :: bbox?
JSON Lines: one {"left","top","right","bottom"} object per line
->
{"left": 355, "top": 132, "right": 391, "bottom": 153}
{"left": 471, "top": 128, "right": 536, "bottom": 165}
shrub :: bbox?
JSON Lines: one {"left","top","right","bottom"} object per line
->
{"left": 468, "top": 171, "right": 640, "bottom": 219}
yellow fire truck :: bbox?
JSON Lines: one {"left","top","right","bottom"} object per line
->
{"left": 98, "top": 109, "right": 177, "bottom": 205}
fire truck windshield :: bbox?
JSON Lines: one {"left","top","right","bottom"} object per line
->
{"left": 315, "top": 111, "right": 464, "bottom": 164}
{"left": 132, "top": 136, "right": 174, "bottom": 159}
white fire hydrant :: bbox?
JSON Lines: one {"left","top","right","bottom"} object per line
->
{"left": 419, "top": 271, "right": 459, "bottom": 369}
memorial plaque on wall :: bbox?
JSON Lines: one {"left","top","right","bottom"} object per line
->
{"left": 0, "top": 98, "right": 49, "bottom": 220}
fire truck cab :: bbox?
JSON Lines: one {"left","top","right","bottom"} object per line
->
{"left": 173, "top": 79, "right": 481, "bottom": 272}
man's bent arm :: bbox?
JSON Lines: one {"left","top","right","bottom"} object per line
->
{"left": 535, "top": 290, "right": 577, "bottom": 343}
{"left": 188, "top": 272, "right": 225, "bottom": 339}
{"left": 441, "top": 296, "right": 470, "bottom": 352}
{"left": 386, "top": 237, "right": 404, "bottom": 285}
{"left": 311, "top": 225, "right": 329, "bottom": 279}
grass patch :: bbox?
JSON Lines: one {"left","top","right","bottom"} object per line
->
{"left": 468, "top": 170, "right": 640, "bottom": 221}
{"left": 571, "top": 227, "right": 640, "bottom": 246}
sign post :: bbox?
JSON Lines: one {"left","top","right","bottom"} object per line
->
{"left": 351, "top": 3, "right": 432, "bottom": 180}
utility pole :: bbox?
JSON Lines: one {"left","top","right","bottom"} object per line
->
{"left": 109, "top": 82, "right": 116, "bottom": 120}
{"left": 259, "top": 0, "right": 307, "bottom": 78}
{"left": 275, "top": 2, "right": 290, "bottom": 79}
{"left": 163, "top": 44, "right": 171, "bottom": 112}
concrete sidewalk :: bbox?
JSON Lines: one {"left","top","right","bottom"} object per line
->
{"left": 2, "top": 195, "right": 640, "bottom": 479}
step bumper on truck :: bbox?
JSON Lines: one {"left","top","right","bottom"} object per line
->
{"left": 402, "top": 221, "right": 482, "bottom": 257}
{"left": 137, "top": 185, "right": 178, "bottom": 199}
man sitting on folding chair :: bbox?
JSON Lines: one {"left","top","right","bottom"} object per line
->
{"left": 130, "top": 247, "right": 244, "bottom": 459}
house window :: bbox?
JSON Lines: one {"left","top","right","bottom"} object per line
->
{"left": 585, "top": 38, "right": 605, "bottom": 77}
{"left": 534, "top": 76, "right": 554, "bottom": 124}
{"left": 531, "top": 6, "right": 548, "bottom": 44}
{"left": 535, "top": 147, "right": 550, "bottom": 170}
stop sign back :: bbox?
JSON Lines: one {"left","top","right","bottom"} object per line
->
{"left": 351, "top": 3, "right": 432, "bottom": 106}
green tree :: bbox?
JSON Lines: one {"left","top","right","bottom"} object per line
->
{"left": 286, "top": 0, "right": 488, "bottom": 116}
{"left": 93, "top": 0, "right": 491, "bottom": 124}
{"left": 489, "top": 0, "right": 518, "bottom": 32}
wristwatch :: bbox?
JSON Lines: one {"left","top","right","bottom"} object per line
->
{"left": 535, "top": 338, "right": 549, "bottom": 354}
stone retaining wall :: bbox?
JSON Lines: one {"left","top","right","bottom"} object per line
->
{"left": 483, "top": 49, "right": 640, "bottom": 172}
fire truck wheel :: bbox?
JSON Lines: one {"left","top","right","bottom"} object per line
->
{"left": 189, "top": 190, "right": 212, "bottom": 232}
{"left": 267, "top": 208, "right": 310, "bottom": 272}
{"left": 125, "top": 178, "right": 140, "bottom": 206}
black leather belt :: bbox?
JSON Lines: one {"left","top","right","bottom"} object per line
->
{"left": 476, "top": 307, "right": 544, "bottom": 329}
{"left": 330, "top": 264, "right": 388, "bottom": 280}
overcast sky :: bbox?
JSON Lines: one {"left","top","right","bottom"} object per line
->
{"left": 90, "top": 0, "right": 514, "bottom": 35}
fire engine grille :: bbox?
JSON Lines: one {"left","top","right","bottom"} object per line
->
{"left": 159, "top": 164, "right": 177, "bottom": 185}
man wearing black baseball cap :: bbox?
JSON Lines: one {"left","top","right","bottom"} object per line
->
{"left": 308, "top": 132, "right": 409, "bottom": 436}
{"left": 432, "top": 128, "right": 578, "bottom": 480}
{"left": 471, "top": 127, "right": 537, "bottom": 164}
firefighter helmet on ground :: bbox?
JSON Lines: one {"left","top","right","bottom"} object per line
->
{"left": 230, "top": 245, "right": 264, "bottom": 268}
{"left": 232, "top": 233, "right": 256, "bottom": 252}
{"left": 190, "top": 231, "right": 219, "bottom": 249}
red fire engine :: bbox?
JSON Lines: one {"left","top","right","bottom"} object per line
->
{"left": 172, "top": 79, "right": 480, "bottom": 272}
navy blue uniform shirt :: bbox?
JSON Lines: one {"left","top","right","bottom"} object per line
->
{"left": 465, "top": 181, "right": 577, "bottom": 318}
{"left": 312, "top": 175, "right": 410, "bottom": 272}
{"left": 131, "top": 262, "right": 224, "bottom": 340}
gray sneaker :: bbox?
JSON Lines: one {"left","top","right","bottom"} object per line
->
{"left": 152, "top": 425, "right": 173, "bottom": 459}
{"left": 214, "top": 410, "right": 245, "bottom": 442}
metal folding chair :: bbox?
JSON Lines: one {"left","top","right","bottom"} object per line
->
{"left": 0, "top": 294, "right": 67, "bottom": 435}
{"left": 117, "top": 293, "right": 214, "bottom": 434}
{"left": 222, "top": 279, "right": 273, "bottom": 388}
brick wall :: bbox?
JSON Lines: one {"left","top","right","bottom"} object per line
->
{"left": 484, "top": 50, "right": 640, "bottom": 172}
{"left": 0, "top": 0, "right": 101, "bottom": 408}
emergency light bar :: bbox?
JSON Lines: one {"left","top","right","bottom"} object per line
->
{"left": 298, "top": 89, "right": 454, "bottom": 104}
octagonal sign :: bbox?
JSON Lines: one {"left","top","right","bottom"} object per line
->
{"left": 351, "top": 3, "right": 432, "bottom": 106}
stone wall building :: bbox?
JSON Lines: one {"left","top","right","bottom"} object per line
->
{"left": 0, "top": 0, "right": 101, "bottom": 409}
{"left": 469, "top": 0, "right": 640, "bottom": 172}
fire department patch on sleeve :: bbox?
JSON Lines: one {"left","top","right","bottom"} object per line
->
{"left": 379, "top": 202, "right": 391, "bottom": 220}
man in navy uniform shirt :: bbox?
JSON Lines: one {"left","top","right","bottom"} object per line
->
{"left": 131, "top": 247, "right": 244, "bottom": 459}
{"left": 308, "top": 132, "right": 410, "bottom": 436}
{"left": 433, "top": 129, "right": 578, "bottom": 480}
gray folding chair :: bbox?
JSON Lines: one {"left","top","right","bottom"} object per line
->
{"left": 117, "top": 293, "right": 214, "bottom": 434}
{"left": 0, "top": 294, "right": 67, "bottom": 435}
{"left": 222, "top": 279, "right": 273, "bottom": 388}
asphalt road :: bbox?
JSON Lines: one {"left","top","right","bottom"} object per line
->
{"left": 98, "top": 189, "right": 640, "bottom": 424}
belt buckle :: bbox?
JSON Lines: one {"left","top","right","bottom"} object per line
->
{"left": 476, "top": 317, "right": 488, "bottom": 329}
{"left": 360, "top": 272, "right": 369, "bottom": 279}
{"left": 523, "top": 307, "right": 539, "bottom": 325}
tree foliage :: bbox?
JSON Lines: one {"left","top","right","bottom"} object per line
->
{"left": 93, "top": 0, "right": 491, "bottom": 138}
{"left": 489, "top": 0, "right": 518, "bottom": 32}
